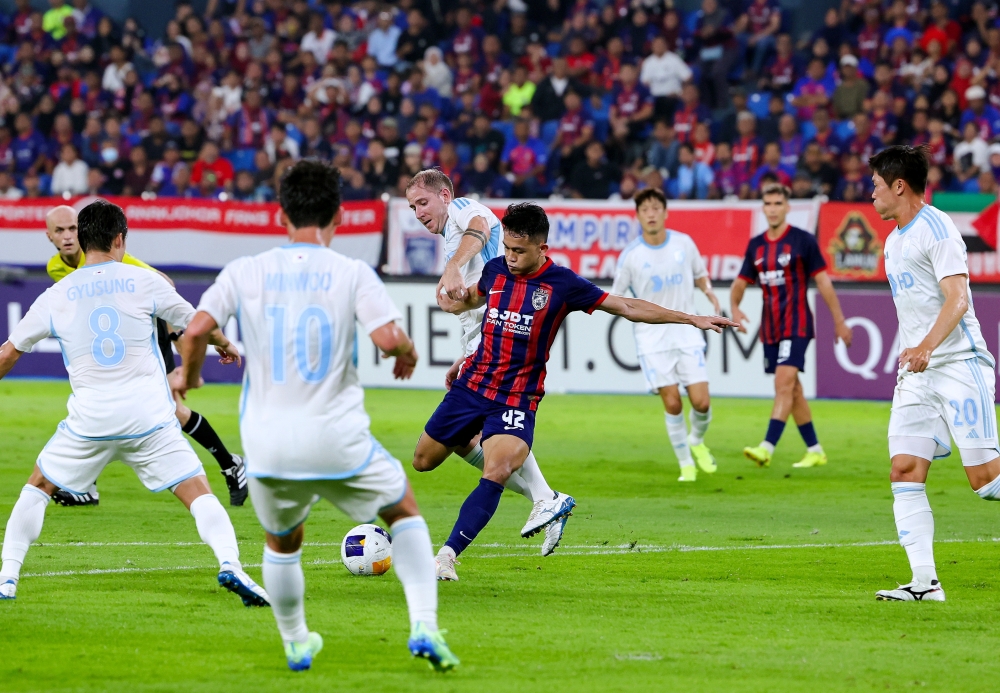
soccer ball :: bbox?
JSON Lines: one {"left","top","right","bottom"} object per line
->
{"left": 341, "top": 524, "right": 393, "bottom": 576}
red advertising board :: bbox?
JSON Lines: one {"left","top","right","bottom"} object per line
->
{"left": 0, "top": 196, "right": 384, "bottom": 235}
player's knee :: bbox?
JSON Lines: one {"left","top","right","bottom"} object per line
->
{"left": 689, "top": 393, "right": 710, "bottom": 413}
{"left": 411, "top": 452, "right": 436, "bottom": 472}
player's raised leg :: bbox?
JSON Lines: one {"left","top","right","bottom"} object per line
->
{"left": 171, "top": 473, "right": 268, "bottom": 607}
{"left": 0, "top": 466, "right": 57, "bottom": 599}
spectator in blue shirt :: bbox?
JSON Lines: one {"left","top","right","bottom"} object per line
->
{"left": 669, "top": 142, "right": 714, "bottom": 199}
{"left": 960, "top": 85, "right": 1000, "bottom": 140}
{"left": 367, "top": 11, "right": 401, "bottom": 69}
{"left": 11, "top": 113, "right": 47, "bottom": 175}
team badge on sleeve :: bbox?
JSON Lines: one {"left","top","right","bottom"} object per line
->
{"left": 532, "top": 288, "right": 550, "bottom": 310}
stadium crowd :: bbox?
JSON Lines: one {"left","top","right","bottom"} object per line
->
{"left": 2, "top": 0, "right": 1000, "bottom": 203}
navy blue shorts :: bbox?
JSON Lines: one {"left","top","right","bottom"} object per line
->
{"left": 423, "top": 384, "right": 536, "bottom": 449}
{"left": 763, "top": 337, "right": 811, "bottom": 374}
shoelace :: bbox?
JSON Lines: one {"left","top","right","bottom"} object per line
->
{"left": 526, "top": 500, "right": 545, "bottom": 521}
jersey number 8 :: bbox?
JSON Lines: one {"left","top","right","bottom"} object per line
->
{"left": 265, "top": 304, "right": 334, "bottom": 384}
{"left": 89, "top": 306, "right": 126, "bottom": 367}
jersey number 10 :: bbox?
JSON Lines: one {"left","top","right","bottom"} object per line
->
{"left": 265, "top": 304, "right": 334, "bottom": 384}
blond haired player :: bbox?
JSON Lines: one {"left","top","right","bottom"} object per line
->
{"left": 405, "top": 169, "right": 574, "bottom": 565}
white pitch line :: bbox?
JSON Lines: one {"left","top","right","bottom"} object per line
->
{"left": 19, "top": 537, "right": 1000, "bottom": 579}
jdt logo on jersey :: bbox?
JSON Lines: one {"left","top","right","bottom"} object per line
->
{"left": 650, "top": 274, "right": 685, "bottom": 291}
{"left": 887, "top": 272, "right": 915, "bottom": 297}
{"left": 759, "top": 269, "right": 786, "bottom": 286}
{"left": 487, "top": 307, "right": 535, "bottom": 336}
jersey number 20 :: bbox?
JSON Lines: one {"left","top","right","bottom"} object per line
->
{"left": 265, "top": 304, "right": 333, "bottom": 384}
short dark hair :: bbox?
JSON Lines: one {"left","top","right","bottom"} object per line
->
{"left": 78, "top": 199, "right": 128, "bottom": 253}
{"left": 634, "top": 188, "right": 667, "bottom": 209}
{"left": 761, "top": 183, "right": 791, "bottom": 200}
{"left": 868, "top": 145, "right": 929, "bottom": 194}
{"left": 501, "top": 202, "right": 549, "bottom": 244}
{"left": 278, "top": 159, "right": 342, "bottom": 229}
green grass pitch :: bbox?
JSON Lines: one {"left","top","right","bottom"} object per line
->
{"left": 2, "top": 381, "right": 1000, "bottom": 692}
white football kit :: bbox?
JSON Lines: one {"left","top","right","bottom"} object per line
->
{"left": 884, "top": 205, "right": 999, "bottom": 464}
{"left": 7, "top": 261, "right": 205, "bottom": 493}
{"left": 442, "top": 197, "right": 502, "bottom": 356}
{"left": 197, "top": 243, "right": 407, "bottom": 532}
{"left": 611, "top": 232, "right": 709, "bottom": 391}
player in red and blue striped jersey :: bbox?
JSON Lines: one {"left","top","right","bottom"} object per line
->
{"left": 730, "top": 183, "right": 854, "bottom": 470}
{"left": 416, "top": 202, "right": 737, "bottom": 581}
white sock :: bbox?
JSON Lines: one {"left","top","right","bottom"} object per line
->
{"left": 688, "top": 407, "right": 711, "bottom": 446}
{"left": 390, "top": 516, "right": 438, "bottom": 631}
{"left": 892, "top": 482, "right": 937, "bottom": 585}
{"left": 760, "top": 441, "right": 776, "bottom": 454}
{"left": 263, "top": 546, "right": 309, "bottom": 644}
{"left": 516, "top": 451, "right": 555, "bottom": 502}
{"left": 975, "top": 474, "right": 1000, "bottom": 500}
{"left": 808, "top": 444, "right": 824, "bottom": 454}
{"left": 0, "top": 485, "right": 50, "bottom": 582}
{"left": 88, "top": 484, "right": 99, "bottom": 499}
{"left": 463, "top": 445, "right": 529, "bottom": 499}
{"left": 665, "top": 413, "right": 693, "bottom": 467}
{"left": 189, "top": 494, "right": 241, "bottom": 570}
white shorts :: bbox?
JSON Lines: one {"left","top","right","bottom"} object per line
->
{"left": 249, "top": 442, "right": 408, "bottom": 535}
{"left": 638, "top": 347, "right": 708, "bottom": 392}
{"left": 37, "top": 421, "right": 205, "bottom": 494}
{"left": 888, "top": 358, "right": 1000, "bottom": 464}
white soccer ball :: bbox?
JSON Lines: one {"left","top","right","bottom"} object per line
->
{"left": 341, "top": 524, "right": 393, "bottom": 576}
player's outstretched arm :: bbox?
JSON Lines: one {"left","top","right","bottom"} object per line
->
{"left": 899, "top": 274, "right": 969, "bottom": 374}
{"left": 729, "top": 277, "right": 750, "bottom": 334}
{"left": 438, "top": 285, "right": 486, "bottom": 314}
{"left": 0, "top": 341, "right": 24, "bottom": 380}
{"left": 439, "top": 215, "right": 492, "bottom": 300}
{"left": 813, "top": 271, "right": 853, "bottom": 347}
{"left": 598, "top": 295, "right": 739, "bottom": 333}
{"left": 370, "top": 322, "right": 419, "bottom": 380}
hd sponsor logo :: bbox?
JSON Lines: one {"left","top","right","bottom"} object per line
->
{"left": 828, "top": 211, "right": 882, "bottom": 276}
{"left": 486, "top": 307, "right": 534, "bottom": 336}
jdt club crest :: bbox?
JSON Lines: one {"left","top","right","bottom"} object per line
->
{"left": 531, "top": 287, "right": 550, "bottom": 310}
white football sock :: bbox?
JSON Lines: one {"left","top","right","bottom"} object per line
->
{"left": 892, "top": 482, "right": 937, "bottom": 585}
{"left": 516, "top": 451, "right": 554, "bottom": 502}
{"left": 688, "top": 407, "right": 712, "bottom": 446}
{"left": 463, "top": 445, "right": 529, "bottom": 498}
{"left": 263, "top": 546, "right": 309, "bottom": 644}
{"left": 808, "top": 444, "right": 824, "bottom": 454}
{"left": 0, "top": 485, "right": 49, "bottom": 582}
{"left": 665, "top": 413, "right": 693, "bottom": 467}
{"left": 975, "top": 474, "right": 1000, "bottom": 500}
{"left": 760, "top": 441, "right": 776, "bottom": 454}
{"left": 390, "top": 516, "right": 438, "bottom": 631}
{"left": 189, "top": 493, "right": 241, "bottom": 570}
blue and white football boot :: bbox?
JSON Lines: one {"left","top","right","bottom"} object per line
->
{"left": 218, "top": 562, "right": 270, "bottom": 607}
{"left": 0, "top": 579, "right": 16, "bottom": 600}
{"left": 521, "top": 491, "right": 575, "bottom": 538}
